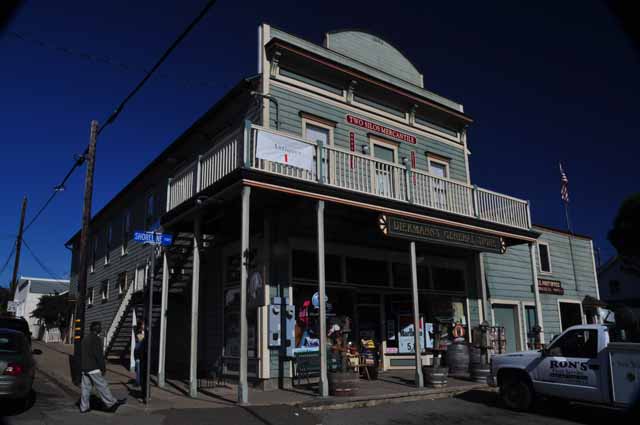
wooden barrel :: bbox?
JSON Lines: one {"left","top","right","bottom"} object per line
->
{"left": 446, "top": 341, "right": 470, "bottom": 376}
{"left": 469, "top": 365, "right": 490, "bottom": 384}
{"left": 423, "top": 366, "right": 448, "bottom": 388}
{"left": 328, "top": 371, "right": 359, "bottom": 397}
{"left": 469, "top": 345, "right": 482, "bottom": 369}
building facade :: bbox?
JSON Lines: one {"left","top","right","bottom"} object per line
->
{"left": 13, "top": 276, "right": 69, "bottom": 339}
{"left": 599, "top": 256, "right": 640, "bottom": 316}
{"left": 67, "top": 25, "right": 600, "bottom": 399}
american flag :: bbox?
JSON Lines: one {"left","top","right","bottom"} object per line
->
{"left": 559, "top": 162, "right": 569, "bottom": 203}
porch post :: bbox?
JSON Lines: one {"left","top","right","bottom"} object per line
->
{"left": 317, "top": 200, "right": 329, "bottom": 397}
{"left": 158, "top": 250, "right": 169, "bottom": 388}
{"left": 476, "top": 253, "right": 490, "bottom": 322}
{"left": 239, "top": 186, "right": 251, "bottom": 404}
{"left": 528, "top": 242, "right": 545, "bottom": 343}
{"left": 189, "top": 216, "right": 202, "bottom": 398}
{"left": 410, "top": 241, "right": 424, "bottom": 388}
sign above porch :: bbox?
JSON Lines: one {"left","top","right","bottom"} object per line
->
{"left": 378, "top": 215, "right": 506, "bottom": 254}
{"left": 538, "top": 279, "right": 564, "bottom": 295}
{"left": 346, "top": 115, "right": 417, "bottom": 144}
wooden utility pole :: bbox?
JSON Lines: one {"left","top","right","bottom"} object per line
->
{"left": 73, "top": 120, "right": 99, "bottom": 363}
{"left": 9, "top": 196, "right": 27, "bottom": 298}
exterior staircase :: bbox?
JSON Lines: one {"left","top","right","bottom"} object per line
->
{"left": 103, "top": 232, "right": 196, "bottom": 365}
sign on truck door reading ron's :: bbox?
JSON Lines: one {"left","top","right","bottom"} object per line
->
{"left": 533, "top": 329, "right": 604, "bottom": 403}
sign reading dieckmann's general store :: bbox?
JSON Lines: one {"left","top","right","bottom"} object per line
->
{"left": 379, "top": 214, "right": 506, "bottom": 253}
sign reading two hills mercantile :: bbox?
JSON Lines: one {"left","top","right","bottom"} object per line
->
{"left": 378, "top": 215, "right": 506, "bottom": 254}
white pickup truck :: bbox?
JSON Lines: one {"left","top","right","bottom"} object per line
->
{"left": 489, "top": 324, "right": 640, "bottom": 412}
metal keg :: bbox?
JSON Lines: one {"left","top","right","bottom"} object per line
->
{"left": 445, "top": 340, "right": 470, "bottom": 376}
{"left": 423, "top": 366, "right": 448, "bottom": 388}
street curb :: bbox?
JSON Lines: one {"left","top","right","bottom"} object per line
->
{"left": 297, "top": 383, "right": 491, "bottom": 411}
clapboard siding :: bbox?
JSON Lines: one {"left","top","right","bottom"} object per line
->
{"left": 484, "top": 227, "right": 598, "bottom": 337}
{"left": 270, "top": 84, "right": 468, "bottom": 183}
{"left": 269, "top": 27, "right": 462, "bottom": 111}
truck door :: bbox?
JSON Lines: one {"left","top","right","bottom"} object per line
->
{"left": 532, "top": 328, "right": 604, "bottom": 402}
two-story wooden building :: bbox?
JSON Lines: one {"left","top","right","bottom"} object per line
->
{"left": 67, "top": 24, "right": 600, "bottom": 401}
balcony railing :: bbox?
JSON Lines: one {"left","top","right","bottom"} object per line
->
{"left": 167, "top": 123, "right": 531, "bottom": 230}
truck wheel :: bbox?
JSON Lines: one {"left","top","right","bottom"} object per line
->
{"left": 500, "top": 377, "right": 534, "bottom": 411}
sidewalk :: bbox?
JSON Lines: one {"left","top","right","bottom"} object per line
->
{"left": 33, "top": 341, "right": 487, "bottom": 413}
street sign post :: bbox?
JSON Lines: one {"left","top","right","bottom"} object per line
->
{"left": 132, "top": 231, "right": 172, "bottom": 404}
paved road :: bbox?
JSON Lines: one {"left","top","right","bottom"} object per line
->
{"left": 3, "top": 376, "right": 634, "bottom": 425}
{"left": 0, "top": 372, "right": 319, "bottom": 425}
{"left": 319, "top": 389, "right": 632, "bottom": 425}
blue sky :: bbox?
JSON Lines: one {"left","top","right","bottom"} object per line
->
{"left": 0, "top": 1, "right": 638, "bottom": 283}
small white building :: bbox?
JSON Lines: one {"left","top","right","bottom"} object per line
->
{"left": 598, "top": 256, "right": 640, "bottom": 316}
{"left": 12, "top": 276, "right": 69, "bottom": 338}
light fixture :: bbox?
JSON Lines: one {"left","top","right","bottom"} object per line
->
{"left": 362, "top": 144, "right": 369, "bottom": 155}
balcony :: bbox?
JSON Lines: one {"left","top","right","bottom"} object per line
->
{"left": 166, "top": 123, "right": 532, "bottom": 231}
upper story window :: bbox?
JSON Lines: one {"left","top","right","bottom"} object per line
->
{"left": 426, "top": 154, "right": 449, "bottom": 179}
{"left": 145, "top": 193, "right": 155, "bottom": 230}
{"left": 538, "top": 242, "right": 552, "bottom": 274}
{"left": 90, "top": 236, "right": 97, "bottom": 273}
{"left": 105, "top": 224, "right": 112, "bottom": 265}
{"left": 301, "top": 114, "right": 334, "bottom": 146}
{"left": 87, "top": 288, "right": 94, "bottom": 306}
{"left": 100, "top": 280, "right": 109, "bottom": 302}
{"left": 122, "top": 210, "right": 131, "bottom": 255}
{"left": 117, "top": 271, "right": 128, "bottom": 296}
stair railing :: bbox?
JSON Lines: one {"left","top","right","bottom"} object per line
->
{"left": 104, "top": 280, "right": 136, "bottom": 353}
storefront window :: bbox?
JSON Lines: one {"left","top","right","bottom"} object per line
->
{"left": 431, "top": 267, "right": 465, "bottom": 292}
{"left": 345, "top": 257, "right": 388, "bottom": 285}
{"left": 224, "top": 287, "right": 257, "bottom": 358}
{"left": 291, "top": 250, "right": 342, "bottom": 282}
{"left": 391, "top": 263, "right": 429, "bottom": 289}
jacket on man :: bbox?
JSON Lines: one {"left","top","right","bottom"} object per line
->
{"left": 81, "top": 332, "right": 106, "bottom": 373}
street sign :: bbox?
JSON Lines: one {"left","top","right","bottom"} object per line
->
{"left": 6, "top": 301, "right": 17, "bottom": 313}
{"left": 133, "top": 231, "right": 173, "bottom": 246}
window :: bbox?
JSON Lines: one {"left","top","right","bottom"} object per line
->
{"left": 88, "top": 288, "right": 94, "bottom": 306}
{"left": 105, "top": 224, "right": 112, "bottom": 265}
{"left": 609, "top": 280, "right": 621, "bottom": 295}
{"left": 538, "top": 242, "right": 552, "bottom": 273}
{"left": 145, "top": 193, "right": 155, "bottom": 230}
{"left": 345, "top": 257, "right": 388, "bottom": 286}
{"left": 428, "top": 160, "right": 448, "bottom": 178}
{"left": 391, "top": 262, "right": 429, "bottom": 289}
{"left": 117, "top": 271, "right": 128, "bottom": 296}
{"left": 548, "top": 329, "right": 598, "bottom": 358}
{"left": 291, "top": 250, "right": 342, "bottom": 282}
{"left": 90, "top": 237, "right": 97, "bottom": 273}
{"left": 122, "top": 210, "right": 131, "bottom": 255}
{"left": 369, "top": 136, "right": 399, "bottom": 198}
{"left": 100, "top": 280, "right": 109, "bottom": 302}
{"left": 431, "top": 267, "right": 465, "bottom": 292}
{"left": 135, "top": 266, "right": 146, "bottom": 292}
{"left": 524, "top": 305, "right": 538, "bottom": 348}
{"left": 559, "top": 301, "right": 583, "bottom": 331}
{"left": 427, "top": 156, "right": 449, "bottom": 210}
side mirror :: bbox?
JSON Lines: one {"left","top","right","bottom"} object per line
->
{"left": 32, "top": 349, "right": 43, "bottom": 355}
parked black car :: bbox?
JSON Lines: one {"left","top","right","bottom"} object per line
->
{"left": 0, "top": 329, "right": 39, "bottom": 407}
{"left": 0, "top": 316, "right": 32, "bottom": 342}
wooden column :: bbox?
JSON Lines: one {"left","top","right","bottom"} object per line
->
{"left": 317, "top": 200, "right": 328, "bottom": 397}
{"left": 189, "top": 217, "right": 202, "bottom": 398}
{"left": 410, "top": 241, "right": 424, "bottom": 388}
{"left": 158, "top": 251, "right": 169, "bottom": 388}
{"left": 238, "top": 186, "right": 251, "bottom": 404}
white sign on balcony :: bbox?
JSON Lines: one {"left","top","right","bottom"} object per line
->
{"left": 256, "top": 130, "right": 314, "bottom": 172}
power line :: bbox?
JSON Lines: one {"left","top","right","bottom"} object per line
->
{"left": 0, "top": 246, "right": 15, "bottom": 277}
{"left": 18, "top": 0, "right": 218, "bottom": 235}
{"left": 4, "top": 31, "right": 219, "bottom": 89}
{"left": 22, "top": 239, "right": 62, "bottom": 281}
{"left": 98, "top": 0, "right": 218, "bottom": 134}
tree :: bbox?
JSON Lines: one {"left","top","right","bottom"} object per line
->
{"left": 31, "top": 292, "right": 73, "bottom": 331}
{"left": 608, "top": 193, "right": 640, "bottom": 271}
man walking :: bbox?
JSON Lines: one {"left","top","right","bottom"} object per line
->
{"left": 79, "top": 321, "right": 126, "bottom": 413}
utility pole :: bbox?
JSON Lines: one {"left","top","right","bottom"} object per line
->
{"left": 9, "top": 196, "right": 27, "bottom": 298}
{"left": 72, "top": 120, "right": 99, "bottom": 375}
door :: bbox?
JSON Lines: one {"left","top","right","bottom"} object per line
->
{"left": 493, "top": 305, "right": 519, "bottom": 353}
{"left": 429, "top": 160, "right": 448, "bottom": 209}
{"left": 304, "top": 123, "right": 330, "bottom": 181}
{"left": 371, "top": 139, "right": 397, "bottom": 198}
{"left": 532, "top": 328, "right": 603, "bottom": 402}
{"left": 559, "top": 302, "right": 583, "bottom": 331}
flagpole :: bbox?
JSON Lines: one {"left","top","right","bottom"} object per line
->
{"left": 560, "top": 162, "right": 579, "bottom": 291}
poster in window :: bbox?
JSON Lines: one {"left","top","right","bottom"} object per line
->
{"left": 398, "top": 315, "right": 425, "bottom": 353}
